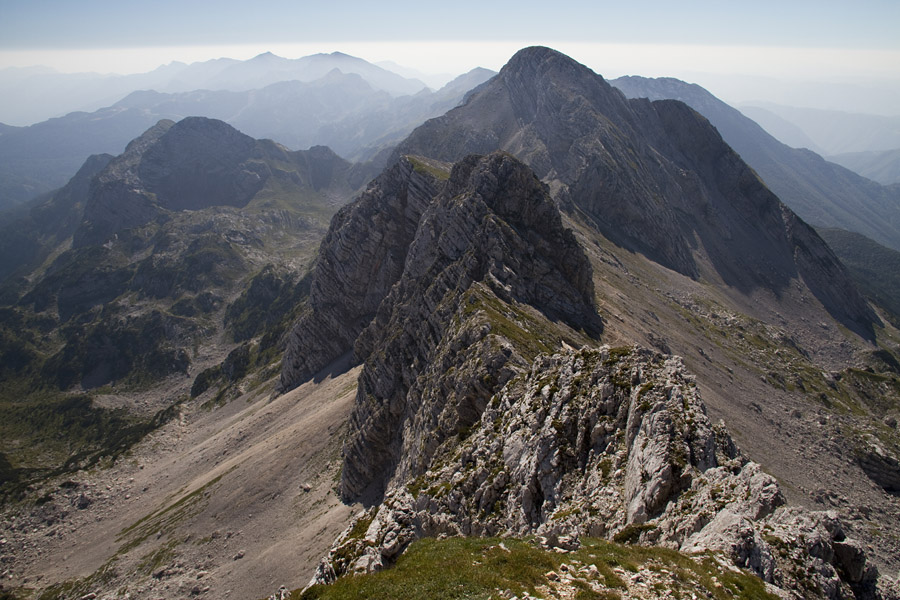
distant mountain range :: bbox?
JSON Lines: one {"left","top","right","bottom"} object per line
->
{"left": 0, "top": 63, "right": 495, "bottom": 209}
{"left": 829, "top": 148, "right": 900, "bottom": 186}
{"left": 0, "top": 51, "right": 431, "bottom": 126}
{"left": 2, "top": 47, "right": 899, "bottom": 600}
{"left": 740, "top": 103, "right": 900, "bottom": 156}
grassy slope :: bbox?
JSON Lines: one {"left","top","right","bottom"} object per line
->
{"left": 297, "top": 537, "right": 777, "bottom": 600}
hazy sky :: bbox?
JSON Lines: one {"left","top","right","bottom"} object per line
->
{"left": 1, "top": 0, "right": 899, "bottom": 111}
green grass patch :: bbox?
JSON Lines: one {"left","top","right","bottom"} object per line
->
{"left": 300, "top": 537, "right": 554, "bottom": 600}
{"left": 297, "top": 537, "right": 778, "bottom": 600}
{"left": 406, "top": 155, "right": 451, "bottom": 181}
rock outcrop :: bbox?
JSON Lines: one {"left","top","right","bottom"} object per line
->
{"left": 312, "top": 346, "right": 884, "bottom": 599}
{"left": 340, "top": 152, "right": 601, "bottom": 500}
{"left": 279, "top": 151, "right": 601, "bottom": 493}
{"left": 279, "top": 48, "right": 893, "bottom": 599}
{"left": 277, "top": 155, "right": 445, "bottom": 392}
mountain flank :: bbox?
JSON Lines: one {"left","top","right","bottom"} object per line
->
{"left": 0, "top": 116, "right": 357, "bottom": 499}
{"left": 610, "top": 75, "right": 900, "bottom": 254}
{"left": 396, "top": 47, "right": 875, "bottom": 338}
{"left": 283, "top": 47, "right": 900, "bottom": 597}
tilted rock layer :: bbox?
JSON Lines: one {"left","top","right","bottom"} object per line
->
{"left": 281, "top": 151, "right": 601, "bottom": 496}
{"left": 341, "top": 152, "right": 600, "bottom": 499}
{"left": 278, "top": 156, "right": 443, "bottom": 392}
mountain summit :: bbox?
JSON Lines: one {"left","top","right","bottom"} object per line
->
{"left": 395, "top": 46, "right": 875, "bottom": 337}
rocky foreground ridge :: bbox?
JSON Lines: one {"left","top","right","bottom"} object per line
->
{"left": 312, "top": 345, "right": 884, "bottom": 599}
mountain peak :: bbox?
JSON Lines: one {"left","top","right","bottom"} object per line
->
{"left": 250, "top": 51, "right": 280, "bottom": 61}
{"left": 500, "top": 45, "right": 598, "bottom": 80}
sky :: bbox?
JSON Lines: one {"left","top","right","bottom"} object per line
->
{"left": 1, "top": 0, "right": 899, "bottom": 113}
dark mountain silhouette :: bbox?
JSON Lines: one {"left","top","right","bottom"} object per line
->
{"left": 610, "top": 76, "right": 900, "bottom": 253}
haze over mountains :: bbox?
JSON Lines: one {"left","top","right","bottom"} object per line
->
{"left": 610, "top": 76, "right": 900, "bottom": 254}
{"left": 0, "top": 51, "right": 432, "bottom": 126}
{"left": 1, "top": 45, "right": 899, "bottom": 600}
{"left": 0, "top": 53, "right": 494, "bottom": 209}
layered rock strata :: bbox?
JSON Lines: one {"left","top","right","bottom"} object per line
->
{"left": 340, "top": 152, "right": 601, "bottom": 499}
{"left": 277, "top": 155, "right": 445, "bottom": 392}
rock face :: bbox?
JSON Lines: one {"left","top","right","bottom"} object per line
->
{"left": 312, "top": 346, "right": 882, "bottom": 599}
{"left": 395, "top": 46, "right": 875, "bottom": 336}
{"left": 341, "top": 152, "right": 601, "bottom": 499}
{"left": 278, "top": 48, "right": 893, "bottom": 599}
{"left": 279, "top": 152, "right": 601, "bottom": 495}
{"left": 277, "top": 155, "right": 445, "bottom": 392}
{"left": 610, "top": 75, "right": 900, "bottom": 254}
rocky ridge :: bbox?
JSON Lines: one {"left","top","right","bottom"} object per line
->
{"left": 280, "top": 151, "right": 601, "bottom": 498}
{"left": 342, "top": 152, "right": 601, "bottom": 499}
{"left": 312, "top": 346, "right": 885, "bottom": 599}
{"left": 609, "top": 75, "right": 900, "bottom": 254}
{"left": 278, "top": 155, "right": 444, "bottom": 393}
{"left": 395, "top": 46, "right": 875, "bottom": 337}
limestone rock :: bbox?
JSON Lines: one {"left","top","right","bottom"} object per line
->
{"left": 312, "top": 346, "right": 884, "bottom": 599}
{"left": 395, "top": 46, "right": 875, "bottom": 334}
{"left": 339, "top": 152, "right": 600, "bottom": 499}
{"left": 277, "top": 155, "right": 445, "bottom": 392}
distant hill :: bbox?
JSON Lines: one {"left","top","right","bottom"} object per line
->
{"left": 611, "top": 76, "right": 900, "bottom": 253}
{"left": 829, "top": 148, "right": 900, "bottom": 186}
{"left": 0, "top": 117, "right": 357, "bottom": 487}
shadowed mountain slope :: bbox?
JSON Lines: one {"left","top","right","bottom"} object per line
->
{"left": 610, "top": 76, "right": 900, "bottom": 254}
